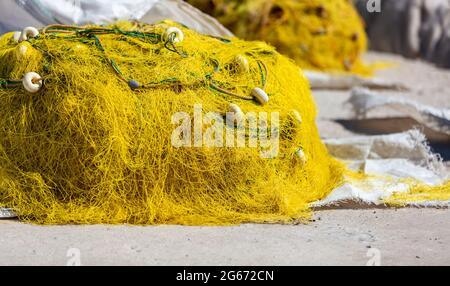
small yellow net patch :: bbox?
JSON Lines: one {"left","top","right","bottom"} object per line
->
{"left": 386, "top": 181, "right": 450, "bottom": 206}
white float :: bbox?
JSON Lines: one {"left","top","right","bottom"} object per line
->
{"left": 163, "top": 27, "right": 184, "bottom": 44}
{"left": 251, "top": 87, "right": 269, "bottom": 105}
{"left": 22, "top": 72, "right": 43, "bottom": 93}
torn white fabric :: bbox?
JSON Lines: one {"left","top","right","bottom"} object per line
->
{"left": 313, "top": 180, "right": 450, "bottom": 209}
{"left": 313, "top": 130, "right": 448, "bottom": 209}
{"left": 348, "top": 87, "right": 450, "bottom": 136}
{"left": 400, "top": 200, "right": 450, "bottom": 208}
{"left": 0, "top": 208, "right": 16, "bottom": 219}
{"left": 311, "top": 179, "right": 410, "bottom": 208}
{"left": 324, "top": 129, "right": 446, "bottom": 178}
{"left": 304, "top": 71, "right": 407, "bottom": 90}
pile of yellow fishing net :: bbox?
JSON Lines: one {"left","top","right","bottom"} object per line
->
{"left": 187, "top": 0, "right": 373, "bottom": 75}
{"left": 0, "top": 20, "right": 448, "bottom": 225}
{"left": 0, "top": 21, "right": 345, "bottom": 224}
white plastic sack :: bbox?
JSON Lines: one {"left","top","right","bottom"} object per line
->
{"left": 0, "top": 0, "right": 232, "bottom": 37}
{"left": 0, "top": 208, "right": 16, "bottom": 219}
{"left": 348, "top": 87, "right": 450, "bottom": 136}
{"left": 304, "top": 71, "right": 407, "bottom": 90}
{"left": 313, "top": 130, "right": 449, "bottom": 209}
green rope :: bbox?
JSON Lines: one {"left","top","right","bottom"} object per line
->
{"left": 0, "top": 25, "right": 268, "bottom": 101}
{"left": 45, "top": 26, "right": 161, "bottom": 42}
{"left": 257, "top": 60, "right": 268, "bottom": 89}
{"left": 48, "top": 26, "right": 188, "bottom": 83}
{"left": 0, "top": 79, "right": 22, "bottom": 89}
{"left": 88, "top": 34, "right": 105, "bottom": 52}
{"left": 209, "top": 36, "right": 232, "bottom": 44}
{"left": 163, "top": 33, "right": 188, "bottom": 57}
{"left": 144, "top": 78, "right": 179, "bottom": 87}
{"left": 207, "top": 58, "right": 268, "bottom": 100}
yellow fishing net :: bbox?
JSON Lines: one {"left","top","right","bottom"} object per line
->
{"left": 187, "top": 0, "right": 373, "bottom": 75}
{"left": 0, "top": 21, "right": 448, "bottom": 225}
{"left": 0, "top": 21, "right": 345, "bottom": 225}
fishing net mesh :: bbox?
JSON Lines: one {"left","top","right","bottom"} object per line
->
{"left": 1, "top": 20, "right": 448, "bottom": 225}
{"left": 0, "top": 21, "right": 345, "bottom": 224}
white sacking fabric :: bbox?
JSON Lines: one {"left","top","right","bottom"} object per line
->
{"left": 313, "top": 130, "right": 449, "bottom": 209}
{"left": 0, "top": 0, "right": 233, "bottom": 37}
{"left": 319, "top": 87, "right": 450, "bottom": 208}
{"left": 303, "top": 71, "right": 408, "bottom": 90}
{"left": 23, "top": 0, "right": 156, "bottom": 25}
{"left": 0, "top": 208, "right": 16, "bottom": 219}
{"left": 348, "top": 87, "right": 450, "bottom": 136}
{"left": 325, "top": 129, "right": 447, "bottom": 182}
